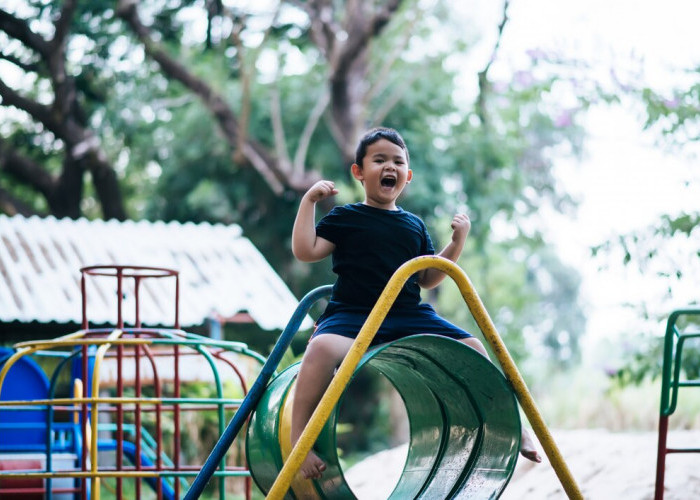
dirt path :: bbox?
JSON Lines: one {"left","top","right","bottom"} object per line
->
{"left": 345, "top": 429, "right": 700, "bottom": 499}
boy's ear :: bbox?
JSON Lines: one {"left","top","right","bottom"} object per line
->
{"left": 407, "top": 169, "right": 413, "bottom": 183}
{"left": 351, "top": 163, "right": 363, "bottom": 181}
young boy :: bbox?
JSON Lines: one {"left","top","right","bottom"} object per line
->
{"left": 291, "top": 127, "right": 541, "bottom": 480}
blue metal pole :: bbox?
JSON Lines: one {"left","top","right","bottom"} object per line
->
{"left": 184, "top": 285, "right": 331, "bottom": 499}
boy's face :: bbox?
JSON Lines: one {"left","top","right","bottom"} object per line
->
{"left": 351, "top": 138, "right": 412, "bottom": 210}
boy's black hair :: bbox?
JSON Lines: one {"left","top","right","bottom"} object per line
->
{"left": 354, "top": 127, "right": 409, "bottom": 166}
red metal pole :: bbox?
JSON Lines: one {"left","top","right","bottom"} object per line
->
{"left": 80, "top": 269, "right": 88, "bottom": 500}
{"left": 117, "top": 267, "right": 124, "bottom": 329}
{"left": 135, "top": 276, "right": 141, "bottom": 327}
{"left": 81, "top": 343, "right": 88, "bottom": 500}
{"left": 135, "top": 277, "right": 143, "bottom": 499}
{"left": 117, "top": 342, "right": 124, "bottom": 498}
{"left": 116, "top": 267, "right": 124, "bottom": 499}
{"left": 212, "top": 351, "right": 248, "bottom": 394}
{"left": 655, "top": 415, "right": 669, "bottom": 500}
{"left": 175, "top": 274, "right": 180, "bottom": 330}
{"left": 81, "top": 272, "right": 88, "bottom": 330}
{"left": 173, "top": 270, "right": 181, "bottom": 499}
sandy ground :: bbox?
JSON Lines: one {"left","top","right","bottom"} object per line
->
{"left": 345, "top": 429, "right": 700, "bottom": 499}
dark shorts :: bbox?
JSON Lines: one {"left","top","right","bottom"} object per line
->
{"left": 312, "top": 301, "right": 472, "bottom": 346}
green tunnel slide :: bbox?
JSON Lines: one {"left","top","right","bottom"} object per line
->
{"left": 246, "top": 334, "right": 521, "bottom": 499}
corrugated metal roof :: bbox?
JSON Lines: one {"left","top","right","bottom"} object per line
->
{"left": 0, "top": 214, "right": 305, "bottom": 330}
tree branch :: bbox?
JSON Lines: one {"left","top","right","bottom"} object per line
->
{"left": 0, "top": 186, "right": 37, "bottom": 216}
{"left": 230, "top": 16, "right": 251, "bottom": 164}
{"left": 47, "top": 0, "right": 78, "bottom": 121}
{"left": 300, "top": 0, "right": 341, "bottom": 59}
{"left": 477, "top": 0, "right": 510, "bottom": 128}
{"left": 270, "top": 81, "right": 292, "bottom": 173}
{"left": 364, "top": 5, "right": 418, "bottom": 106}
{"left": 0, "top": 51, "right": 40, "bottom": 73}
{"left": 335, "top": 0, "right": 403, "bottom": 76}
{"left": 372, "top": 66, "right": 421, "bottom": 125}
{"left": 294, "top": 88, "right": 329, "bottom": 174}
{"left": 481, "top": 0, "right": 510, "bottom": 77}
{"left": 51, "top": 0, "right": 77, "bottom": 48}
{"left": 0, "top": 9, "right": 50, "bottom": 56}
{"left": 0, "top": 76, "right": 57, "bottom": 130}
{"left": 309, "top": 0, "right": 405, "bottom": 161}
{"left": 1, "top": 6, "right": 125, "bottom": 220}
{"left": 0, "top": 137, "right": 57, "bottom": 197}
{"left": 371, "top": 0, "right": 404, "bottom": 36}
{"left": 117, "top": 0, "right": 317, "bottom": 195}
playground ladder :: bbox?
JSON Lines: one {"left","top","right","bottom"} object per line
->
{"left": 654, "top": 308, "right": 700, "bottom": 500}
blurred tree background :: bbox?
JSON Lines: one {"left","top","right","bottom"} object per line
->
{"left": 1, "top": 0, "right": 697, "bottom": 447}
{"left": 0, "top": 0, "right": 592, "bottom": 368}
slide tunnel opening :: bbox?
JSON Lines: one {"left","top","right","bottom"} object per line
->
{"left": 340, "top": 368, "right": 409, "bottom": 499}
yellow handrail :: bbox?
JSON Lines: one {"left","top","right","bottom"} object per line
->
{"left": 0, "top": 330, "right": 87, "bottom": 393}
{"left": 89, "top": 328, "right": 124, "bottom": 500}
{"left": 265, "top": 256, "right": 583, "bottom": 500}
{"left": 13, "top": 338, "right": 153, "bottom": 349}
{"left": 0, "top": 397, "right": 162, "bottom": 406}
{"left": 0, "top": 471, "right": 170, "bottom": 479}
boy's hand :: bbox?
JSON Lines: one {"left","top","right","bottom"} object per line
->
{"left": 420, "top": 213, "right": 471, "bottom": 289}
{"left": 305, "top": 180, "right": 338, "bottom": 203}
{"left": 451, "top": 213, "right": 471, "bottom": 243}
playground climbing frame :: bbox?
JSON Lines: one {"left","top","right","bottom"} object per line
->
{"left": 0, "top": 265, "right": 264, "bottom": 499}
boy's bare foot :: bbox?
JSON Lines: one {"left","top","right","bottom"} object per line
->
{"left": 520, "top": 429, "right": 542, "bottom": 463}
{"left": 299, "top": 450, "right": 327, "bottom": 479}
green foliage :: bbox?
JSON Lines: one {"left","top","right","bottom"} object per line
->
{"left": 591, "top": 212, "right": 699, "bottom": 303}
{"left": 614, "top": 337, "right": 700, "bottom": 388}
{"left": 614, "top": 316, "right": 700, "bottom": 387}
{"left": 641, "top": 74, "right": 700, "bottom": 142}
{"left": 611, "top": 333, "right": 665, "bottom": 386}
{"left": 438, "top": 238, "right": 584, "bottom": 367}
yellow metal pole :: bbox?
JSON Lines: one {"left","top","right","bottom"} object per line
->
{"left": 265, "top": 256, "right": 582, "bottom": 500}
{"left": 0, "top": 331, "right": 87, "bottom": 391}
{"left": 0, "top": 397, "right": 162, "bottom": 407}
{"left": 265, "top": 255, "right": 408, "bottom": 500}
{"left": 426, "top": 256, "right": 584, "bottom": 500}
{"left": 13, "top": 338, "right": 152, "bottom": 349}
{"left": 90, "top": 328, "right": 125, "bottom": 500}
{"left": 0, "top": 471, "right": 168, "bottom": 479}
{"left": 0, "top": 347, "right": 33, "bottom": 391}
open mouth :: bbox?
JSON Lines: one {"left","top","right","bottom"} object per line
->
{"left": 380, "top": 177, "right": 397, "bottom": 187}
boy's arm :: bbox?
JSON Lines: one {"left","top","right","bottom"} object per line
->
{"left": 417, "top": 214, "right": 470, "bottom": 289}
{"left": 292, "top": 180, "right": 338, "bottom": 262}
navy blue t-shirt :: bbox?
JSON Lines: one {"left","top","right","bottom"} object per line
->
{"left": 315, "top": 203, "right": 435, "bottom": 309}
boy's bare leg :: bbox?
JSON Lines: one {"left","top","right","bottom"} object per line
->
{"left": 291, "top": 334, "right": 355, "bottom": 479}
{"left": 460, "top": 337, "right": 542, "bottom": 463}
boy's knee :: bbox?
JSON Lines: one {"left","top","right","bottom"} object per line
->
{"left": 305, "top": 334, "right": 352, "bottom": 364}
{"left": 461, "top": 337, "right": 488, "bottom": 357}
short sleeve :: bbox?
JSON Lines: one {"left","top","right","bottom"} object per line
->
{"left": 315, "top": 206, "right": 344, "bottom": 244}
